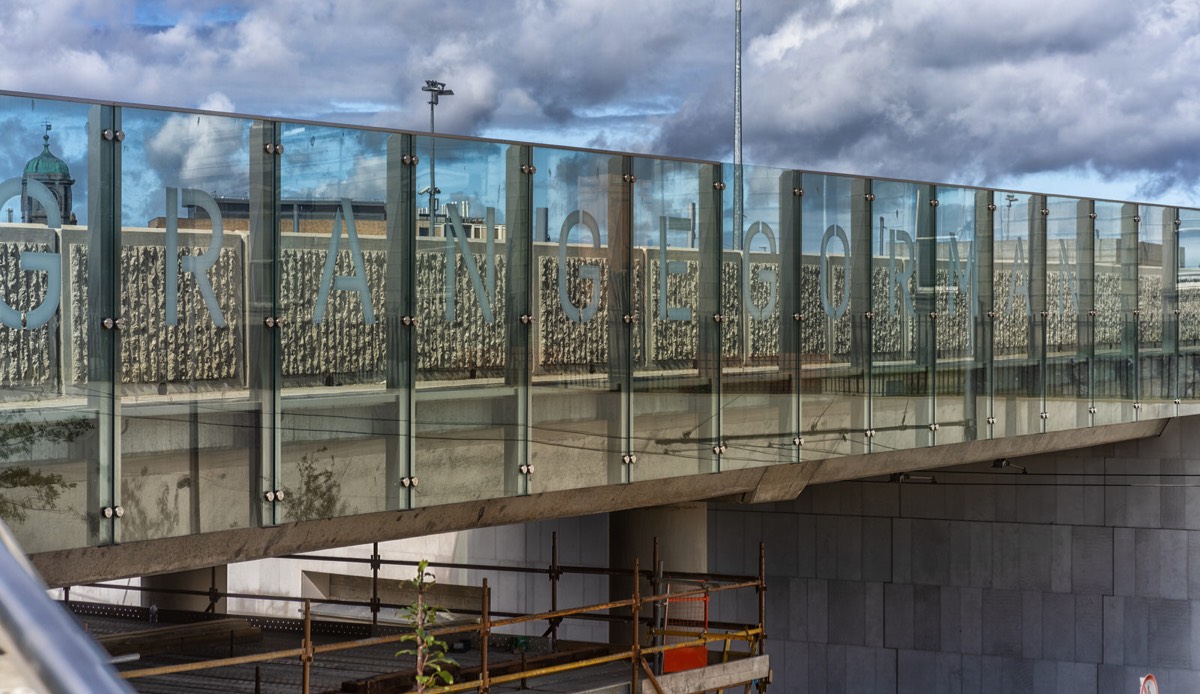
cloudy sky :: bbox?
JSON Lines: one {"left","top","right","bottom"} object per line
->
{"left": 3, "top": 0, "right": 1199, "bottom": 206}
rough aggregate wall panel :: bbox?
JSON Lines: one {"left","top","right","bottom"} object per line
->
{"left": 66, "top": 240, "right": 245, "bottom": 386}
{"left": 0, "top": 242, "right": 55, "bottom": 389}
{"left": 415, "top": 250, "right": 507, "bottom": 376}
{"left": 9, "top": 239, "right": 1191, "bottom": 412}
{"left": 120, "top": 243, "right": 243, "bottom": 385}
{"left": 538, "top": 255, "right": 612, "bottom": 369}
{"left": 281, "top": 247, "right": 387, "bottom": 383}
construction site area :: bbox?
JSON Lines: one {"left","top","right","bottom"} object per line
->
{"left": 62, "top": 536, "right": 770, "bottom": 694}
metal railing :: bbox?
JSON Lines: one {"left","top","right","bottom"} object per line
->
{"left": 75, "top": 536, "right": 768, "bottom": 693}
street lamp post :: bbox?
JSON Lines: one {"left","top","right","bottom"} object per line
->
{"left": 421, "top": 80, "right": 454, "bottom": 235}
{"left": 734, "top": 0, "right": 743, "bottom": 250}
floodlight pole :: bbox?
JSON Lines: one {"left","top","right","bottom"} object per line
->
{"left": 734, "top": 0, "right": 743, "bottom": 250}
{"left": 422, "top": 80, "right": 454, "bottom": 234}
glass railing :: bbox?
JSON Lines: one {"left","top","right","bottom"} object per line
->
{"left": 0, "top": 90, "right": 1196, "bottom": 553}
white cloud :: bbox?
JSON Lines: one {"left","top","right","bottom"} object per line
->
{"left": 0, "top": 0, "right": 1195, "bottom": 205}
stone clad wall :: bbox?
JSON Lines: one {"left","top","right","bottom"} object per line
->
{"left": 708, "top": 416, "right": 1200, "bottom": 693}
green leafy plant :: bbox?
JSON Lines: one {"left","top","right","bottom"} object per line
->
{"left": 396, "top": 559, "right": 456, "bottom": 692}
{"left": 0, "top": 416, "right": 89, "bottom": 523}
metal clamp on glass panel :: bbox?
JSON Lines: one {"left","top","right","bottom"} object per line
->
{"left": 623, "top": 313, "right": 639, "bottom": 324}
{"left": 1041, "top": 208, "right": 1050, "bottom": 216}
{"left": 793, "top": 313, "right": 804, "bottom": 321}
{"left": 930, "top": 199, "right": 939, "bottom": 207}
{"left": 865, "top": 312, "right": 875, "bottom": 320}
{"left": 1133, "top": 216, "right": 1141, "bottom": 223}
{"left": 102, "top": 317, "right": 124, "bottom": 330}
{"left": 401, "top": 154, "right": 419, "bottom": 166}
{"left": 519, "top": 464, "right": 535, "bottom": 475}
{"left": 1040, "top": 412, "right": 1049, "bottom": 420}
{"left": 622, "top": 174, "right": 637, "bottom": 183}
{"left": 793, "top": 187, "right": 804, "bottom": 197}
{"left": 100, "top": 506, "right": 122, "bottom": 519}
{"left": 713, "top": 314, "right": 725, "bottom": 323}
{"left": 1089, "top": 406, "right": 1098, "bottom": 415}
{"left": 519, "top": 314, "right": 534, "bottom": 324}
{"left": 929, "top": 423, "right": 940, "bottom": 432}
{"left": 793, "top": 437, "right": 803, "bottom": 447}
{"left": 622, "top": 454, "right": 637, "bottom": 465}
{"left": 1133, "top": 402, "right": 1142, "bottom": 410}
{"left": 713, "top": 181, "right": 726, "bottom": 191}
{"left": 865, "top": 193, "right": 875, "bottom": 201}
{"left": 402, "top": 315, "right": 420, "bottom": 326}
{"left": 520, "top": 164, "right": 537, "bottom": 174}
{"left": 712, "top": 444, "right": 727, "bottom": 455}
{"left": 987, "top": 203, "right": 997, "bottom": 212}
{"left": 929, "top": 312, "right": 938, "bottom": 321}
{"left": 401, "top": 477, "right": 419, "bottom": 488}
{"left": 986, "top": 417, "right": 997, "bottom": 425}
{"left": 986, "top": 311, "right": 996, "bottom": 319}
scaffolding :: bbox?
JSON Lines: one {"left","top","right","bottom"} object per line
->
{"left": 70, "top": 536, "right": 769, "bottom": 693}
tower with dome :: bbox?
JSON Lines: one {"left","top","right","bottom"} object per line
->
{"left": 22, "top": 123, "right": 74, "bottom": 226}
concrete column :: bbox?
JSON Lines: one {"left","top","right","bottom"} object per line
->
{"left": 608, "top": 503, "right": 708, "bottom": 645}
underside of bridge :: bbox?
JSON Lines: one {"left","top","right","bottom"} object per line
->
{"left": 31, "top": 417, "right": 1168, "bottom": 588}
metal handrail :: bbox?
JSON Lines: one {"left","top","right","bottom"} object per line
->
{"left": 0, "top": 522, "right": 131, "bottom": 693}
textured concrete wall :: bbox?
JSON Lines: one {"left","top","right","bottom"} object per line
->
{"left": 225, "top": 513, "right": 612, "bottom": 643}
{"left": 0, "top": 231, "right": 1179, "bottom": 391}
{"left": 708, "top": 414, "right": 1200, "bottom": 693}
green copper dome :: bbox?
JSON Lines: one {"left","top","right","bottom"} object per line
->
{"left": 24, "top": 133, "right": 70, "bottom": 177}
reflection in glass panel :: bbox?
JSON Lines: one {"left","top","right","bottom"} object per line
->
{"left": 1178, "top": 209, "right": 1200, "bottom": 413}
{"left": 0, "top": 96, "right": 100, "bottom": 552}
{"left": 870, "top": 180, "right": 932, "bottom": 452}
{"left": 721, "top": 164, "right": 793, "bottom": 469}
{"left": 799, "top": 174, "right": 865, "bottom": 458}
{"left": 278, "top": 123, "right": 391, "bottom": 519}
{"left": 530, "top": 147, "right": 622, "bottom": 493}
{"left": 1138, "top": 206, "right": 1173, "bottom": 419}
{"left": 1093, "top": 201, "right": 1136, "bottom": 423}
{"left": 933, "top": 187, "right": 981, "bottom": 443}
{"left": 991, "top": 192, "right": 1039, "bottom": 437}
{"left": 413, "top": 137, "right": 514, "bottom": 507}
{"left": 118, "top": 108, "right": 254, "bottom": 540}
{"left": 1043, "top": 197, "right": 1089, "bottom": 431}
{"left": 631, "top": 157, "right": 715, "bottom": 480}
